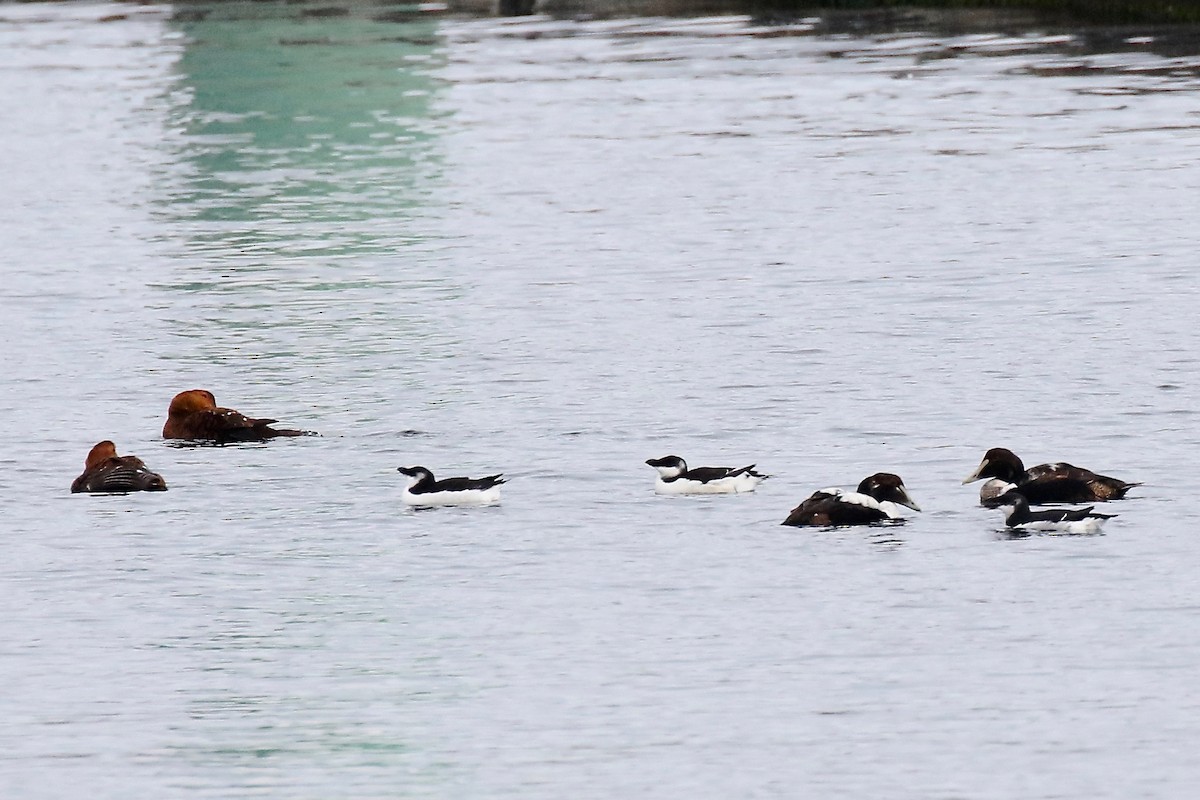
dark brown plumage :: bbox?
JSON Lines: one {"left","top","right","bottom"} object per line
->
{"left": 782, "top": 473, "right": 919, "bottom": 527}
{"left": 162, "top": 389, "right": 311, "bottom": 443}
{"left": 963, "top": 447, "right": 1137, "bottom": 505}
{"left": 71, "top": 440, "right": 167, "bottom": 493}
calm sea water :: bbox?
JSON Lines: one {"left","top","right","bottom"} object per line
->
{"left": 3, "top": 3, "right": 1200, "bottom": 797}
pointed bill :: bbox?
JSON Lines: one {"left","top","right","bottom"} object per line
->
{"left": 962, "top": 458, "right": 989, "bottom": 484}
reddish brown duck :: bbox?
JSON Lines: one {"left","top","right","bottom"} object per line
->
{"left": 71, "top": 440, "right": 167, "bottom": 493}
{"left": 163, "top": 389, "right": 312, "bottom": 443}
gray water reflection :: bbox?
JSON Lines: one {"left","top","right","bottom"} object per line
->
{"left": 5, "top": 5, "right": 1200, "bottom": 800}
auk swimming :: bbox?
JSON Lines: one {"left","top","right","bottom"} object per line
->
{"left": 991, "top": 490, "right": 1116, "bottom": 535}
{"left": 396, "top": 466, "right": 505, "bottom": 507}
{"left": 645, "top": 455, "right": 768, "bottom": 495}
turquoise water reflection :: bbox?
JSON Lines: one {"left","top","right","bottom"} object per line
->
{"left": 155, "top": 5, "right": 460, "bottom": 394}
{"left": 168, "top": 4, "right": 445, "bottom": 250}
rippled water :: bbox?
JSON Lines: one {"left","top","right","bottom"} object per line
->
{"left": 4, "top": 3, "right": 1200, "bottom": 797}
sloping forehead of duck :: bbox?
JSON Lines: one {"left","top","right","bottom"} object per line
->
{"left": 85, "top": 440, "right": 118, "bottom": 468}
{"left": 984, "top": 448, "right": 1023, "bottom": 468}
{"left": 171, "top": 389, "right": 217, "bottom": 411}
{"left": 858, "top": 473, "right": 901, "bottom": 492}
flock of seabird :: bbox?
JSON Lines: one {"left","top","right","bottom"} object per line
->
{"left": 72, "top": 390, "right": 1138, "bottom": 534}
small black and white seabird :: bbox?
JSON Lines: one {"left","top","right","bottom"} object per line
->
{"left": 963, "top": 447, "right": 1138, "bottom": 506}
{"left": 992, "top": 490, "right": 1115, "bottom": 535}
{"left": 782, "top": 473, "right": 921, "bottom": 527}
{"left": 396, "top": 466, "right": 505, "bottom": 507}
{"left": 645, "top": 455, "right": 768, "bottom": 495}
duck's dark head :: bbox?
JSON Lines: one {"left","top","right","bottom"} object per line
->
{"left": 646, "top": 455, "right": 686, "bottom": 478}
{"left": 963, "top": 447, "right": 1025, "bottom": 485}
{"left": 397, "top": 466, "right": 433, "bottom": 485}
{"left": 857, "top": 472, "right": 921, "bottom": 512}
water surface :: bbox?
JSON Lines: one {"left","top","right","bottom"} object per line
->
{"left": 3, "top": 4, "right": 1200, "bottom": 798}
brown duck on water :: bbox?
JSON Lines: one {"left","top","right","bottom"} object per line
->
{"left": 71, "top": 440, "right": 167, "bottom": 493}
{"left": 963, "top": 447, "right": 1138, "bottom": 506}
{"left": 162, "top": 389, "right": 313, "bottom": 443}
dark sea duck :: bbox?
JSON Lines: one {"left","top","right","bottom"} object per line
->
{"left": 963, "top": 447, "right": 1137, "bottom": 506}
{"left": 781, "top": 473, "right": 920, "bottom": 527}
{"left": 71, "top": 440, "right": 167, "bottom": 493}
{"left": 162, "top": 389, "right": 313, "bottom": 443}
{"left": 992, "top": 490, "right": 1116, "bottom": 535}
{"left": 645, "top": 455, "right": 768, "bottom": 495}
{"left": 397, "top": 466, "right": 505, "bottom": 507}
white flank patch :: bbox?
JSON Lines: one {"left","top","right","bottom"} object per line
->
{"left": 655, "top": 473, "right": 762, "bottom": 495}
{"left": 403, "top": 486, "right": 502, "bottom": 507}
{"left": 1017, "top": 518, "right": 1106, "bottom": 535}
